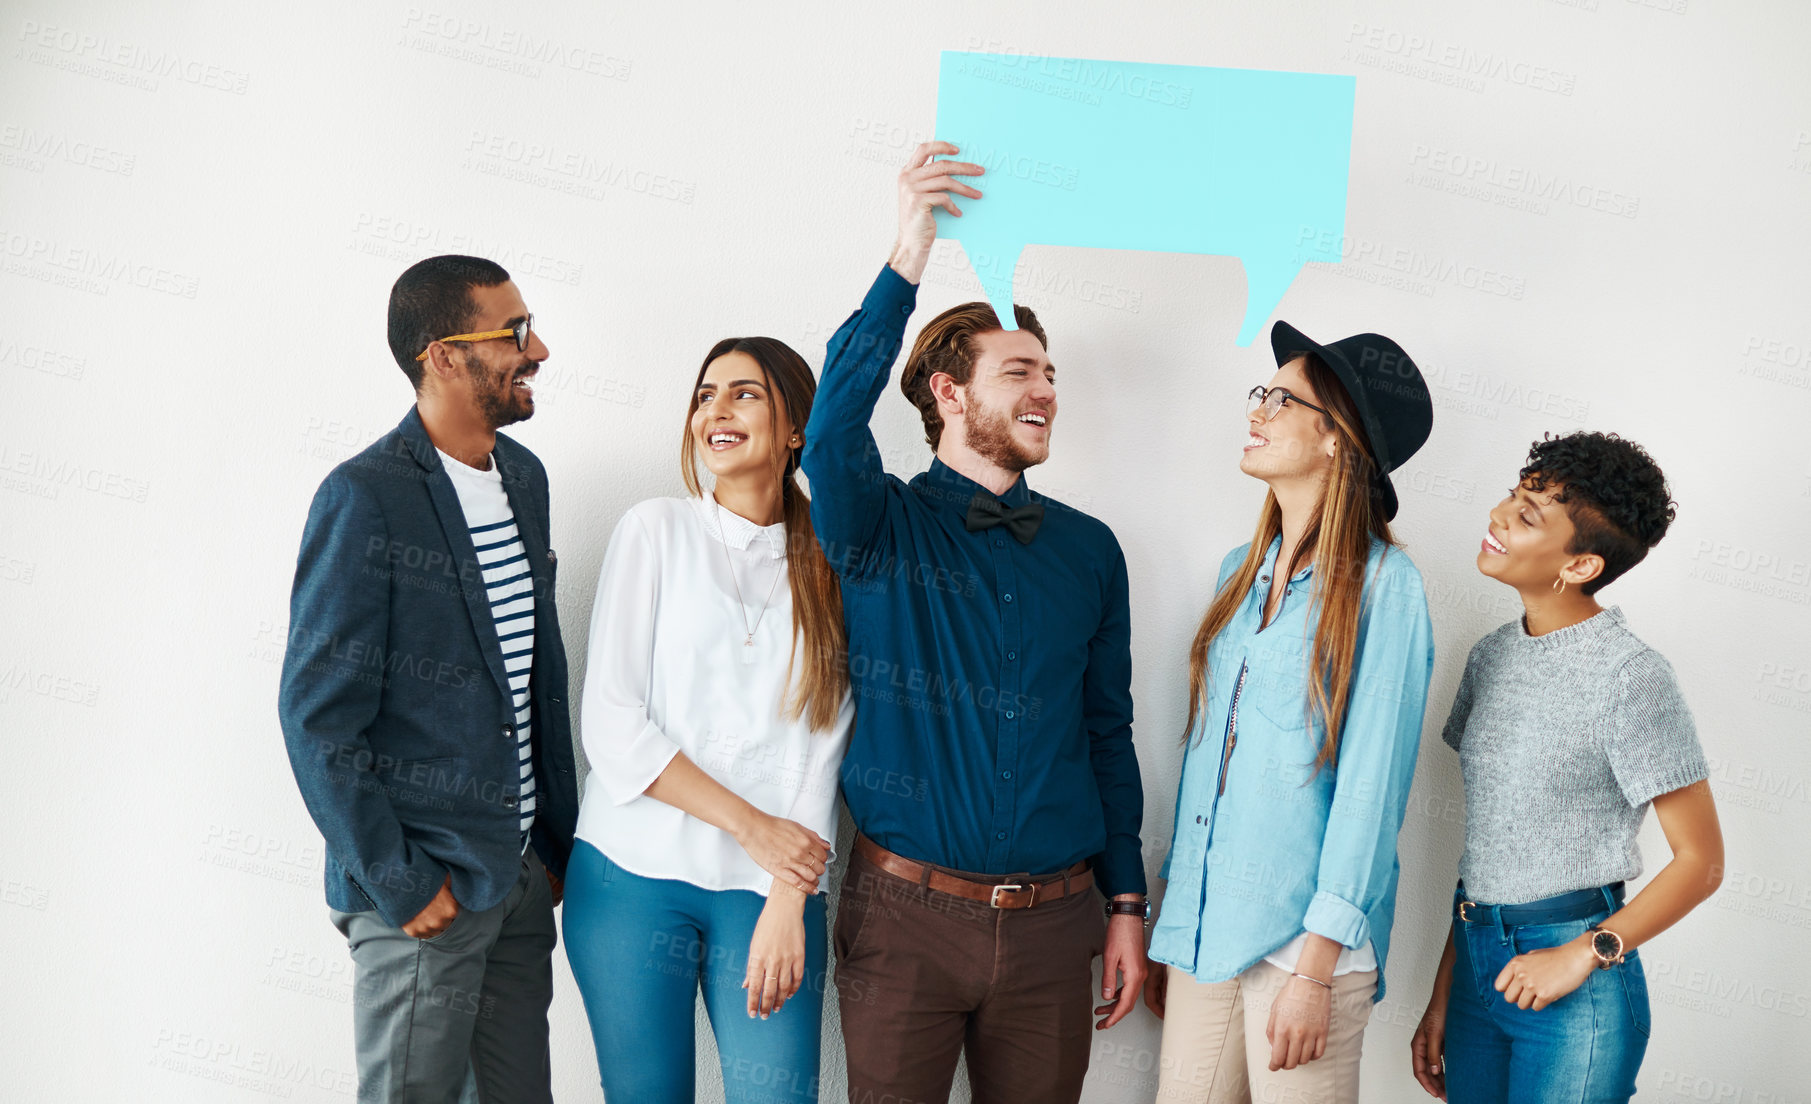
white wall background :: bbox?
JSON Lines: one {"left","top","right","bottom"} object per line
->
{"left": 4, "top": 0, "right": 1809, "bottom": 1100}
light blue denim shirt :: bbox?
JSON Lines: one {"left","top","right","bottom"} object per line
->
{"left": 1149, "top": 535, "right": 1434, "bottom": 1002}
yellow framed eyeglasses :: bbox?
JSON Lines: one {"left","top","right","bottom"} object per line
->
{"left": 415, "top": 314, "right": 534, "bottom": 361}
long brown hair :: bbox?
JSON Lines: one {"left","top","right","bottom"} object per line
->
{"left": 1184, "top": 354, "right": 1394, "bottom": 769}
{"left": 681, "top": 337, "right": 848, "bottom": 731}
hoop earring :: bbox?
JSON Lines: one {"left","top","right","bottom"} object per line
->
{"left": 1552, "top": 577, "right": 1568, "bottom": 595}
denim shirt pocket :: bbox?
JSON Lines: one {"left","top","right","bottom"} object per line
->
{"left": 1243, "top": 650, "right": 1326, "bottom": 784}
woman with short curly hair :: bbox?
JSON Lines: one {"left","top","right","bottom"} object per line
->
{"left": 1409, "top": 431, "right": 1725, "bottom": 1104}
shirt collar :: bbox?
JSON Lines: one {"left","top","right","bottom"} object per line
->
{"left": 918, "top": 456, "right": 1035, "bottom": 517}
{"left": 1258, "top": 533, "right": 1391, "bottom": 584}
{"left": 696, "top": 493, "right": 787, "bottom": 560}
{"left": 1260, "top": 534, "right": 1315, "bottom": 584}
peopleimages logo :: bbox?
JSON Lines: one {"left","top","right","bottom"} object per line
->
{"left": 1294, "top": 226, "right": 1526, "bottom": 301}
{"left": 0, "top": 228, "right": 199, "bottom": 299}
{"left": 1342, "top": 23, "right": 1577, "bottom": 96}
{"left": 0, "top": 123, "right": 136, "bottom": 175}
{"left": 462, "top": 132, "right": 697, "bottom": 205}
{"left": 1406, "top": 144, "right": 1639, "bottom": 218}
{"left": 399, "top": 8, "right": 632, "bottom": 79}
{"left": 14, "top": 20, "right": 250, "bottom": 94}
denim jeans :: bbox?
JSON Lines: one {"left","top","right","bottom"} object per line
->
{"left": 1444, "top": 885, "right": 1650, "bottom": 1104}
{"left": 562, "top": 840, "right": 827, "bottom": 1104}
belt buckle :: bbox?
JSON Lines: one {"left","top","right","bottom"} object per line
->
{"left": 1458, "top": 900, "right": 1478, "bottom": 923}
{"left": 990, "top": 882, "right": 1035, "bottom": 909}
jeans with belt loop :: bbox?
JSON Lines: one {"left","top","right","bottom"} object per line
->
{"left": 1443, "top": 882, "right": 1651, "bottom": 1104}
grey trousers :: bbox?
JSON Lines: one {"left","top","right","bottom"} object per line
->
{"left": 330, "top": 846, "right": 557, "bottom": 1104}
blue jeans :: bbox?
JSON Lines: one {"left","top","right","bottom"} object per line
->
{"left": 562, "top": 840, "right": 827, "bottom": 1103}
{"left": 1444, "top": 885, "right": 1651, "bottom": 1104}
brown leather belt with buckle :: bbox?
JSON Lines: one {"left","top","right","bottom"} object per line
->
{"left": 854, "top": 834, "right": 1092, "bottom": 910}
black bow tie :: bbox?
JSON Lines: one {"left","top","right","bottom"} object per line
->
{"left": 965, "top": 492, "right": 1045, "bottom": 545}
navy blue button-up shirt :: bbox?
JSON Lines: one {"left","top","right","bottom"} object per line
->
{"left": 802, "top": 265, "right": 1145, "bottom": 896}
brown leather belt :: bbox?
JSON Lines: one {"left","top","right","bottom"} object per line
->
{"left": 854, "top": 833, "right": 1093, "bottom": 910}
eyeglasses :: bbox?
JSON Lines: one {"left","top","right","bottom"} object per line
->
{"left": 1247, "top": 384, "right": 1330, "bottom": 423}
{"left": 415, "top": 314, "right": 534, "bottom": 362}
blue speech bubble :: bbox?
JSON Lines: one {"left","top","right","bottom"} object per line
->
{"left": 934, "top": 52, "right": 1355, "bottom": 346}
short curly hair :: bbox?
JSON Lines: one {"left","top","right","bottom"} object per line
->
{"left": 1519, "top": 431, "right": 1677, "bottom": 594}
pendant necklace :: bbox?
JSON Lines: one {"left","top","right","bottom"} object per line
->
{"left": 711, "top": 495, "right": 783, "bottom": 665}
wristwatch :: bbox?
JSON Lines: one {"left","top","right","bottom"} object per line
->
{"left": 1106, "top": 898, "right": 1151, "bottom": 928}
{"left": 1587, "top": 925, "right": 1626, "bottom": 969}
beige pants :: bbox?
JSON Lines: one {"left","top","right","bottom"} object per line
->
{"left": 1156, "top": 959, "right": 1377, "bottom": 1104}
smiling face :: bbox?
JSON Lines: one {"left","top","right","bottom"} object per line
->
{"left": 1479, "top": 479, "right": 1604, "bottom": 591}
{"left": 689, "top": 350, "right": 796, "bottom": 487}
{"left": 1239, "top": 356, "right": 1336, "bottom": 485}
{"left": 447, "top": 280, "right": 547, "bottom": 430}
{"left": 957, "top": 327, "right": 1057, "bottom": 472}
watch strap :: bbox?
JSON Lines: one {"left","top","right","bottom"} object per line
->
{"left": 1105, "top": 898, "right": 1150, "bottom": 926}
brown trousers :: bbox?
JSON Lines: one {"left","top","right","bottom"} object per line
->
{"left": 833, "top": 848, "right": 1106, "bottom": 1104}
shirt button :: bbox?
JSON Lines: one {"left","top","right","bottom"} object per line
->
{"left": 994, "top": 538, "right": 1004, "bottom": 547}
{"left": 1005, "top": 711, "right": 1015, "bottom": 720}
{"left": 502, "top": 723, "right": 514, "bottom": 739}
{"left": 1196, "top": 815, "right": 1204, "bottom": 824}
{"left": 1006, "top": 651, "right": 1017, "bottom": 661}
{"left": 1003, "top": 593, "right": 1014, "bottom": 603}
{"left": 1001, "top": 770, "right": 1012, "bottom": 780}
{"left": 996, "top": 831, "right": 1007, "bottom": 840}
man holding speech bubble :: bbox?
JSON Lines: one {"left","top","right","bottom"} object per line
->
{"left": 803, "top": 142, "right": 1148, "bottom": 1103}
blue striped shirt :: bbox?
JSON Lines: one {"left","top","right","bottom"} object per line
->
{"left": 438, "top": 451, "right": 537, "bottom": 847}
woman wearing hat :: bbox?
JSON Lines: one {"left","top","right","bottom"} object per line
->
{"left": 1144, "top": 322, "right": 1437, "bottom": 1102}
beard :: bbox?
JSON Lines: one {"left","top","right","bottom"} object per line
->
{"left": 463, "top": 351, "right": 534, "bottom": 429}
{"left": 962, "top": 389, "right": 1047, "bottom": 473}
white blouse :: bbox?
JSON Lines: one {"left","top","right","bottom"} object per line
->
{"left": 574, "top": 495, "right": 853, "bottom": 895}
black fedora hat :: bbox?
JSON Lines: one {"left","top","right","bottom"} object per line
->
{"left": 1269, "top": 320, "right": 1433, "bottom": 521}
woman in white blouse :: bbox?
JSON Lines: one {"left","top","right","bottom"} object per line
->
{"left": 563, "top": 336, "right": 854, "bottom": 1103}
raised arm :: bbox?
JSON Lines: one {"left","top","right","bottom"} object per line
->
{"left": 801, "top": 141, "right": 982, "bottom": 579}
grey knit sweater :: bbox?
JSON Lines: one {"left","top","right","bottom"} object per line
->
{"left": 1441, "top": 606, "right": 1707, "bottom": 905}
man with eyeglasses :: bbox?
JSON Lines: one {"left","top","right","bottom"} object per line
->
{"left": 280, "top": 254, "right": 578, "bottom": 1103}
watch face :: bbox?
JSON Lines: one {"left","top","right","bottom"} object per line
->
{"left": 1592, "top": 930, "right": 1621, "bottom": 960}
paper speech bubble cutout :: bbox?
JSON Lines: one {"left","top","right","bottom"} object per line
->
{"left": 933, "top": 52, "right": 1355, "bottom": 346}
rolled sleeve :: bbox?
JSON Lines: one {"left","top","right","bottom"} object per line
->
{"left": 579, "top": 509, "right": 684, "bottom": 806}
{"left": 1303, "top": 889, "right": 1372, "bottom": 950}
{"left": 1310, "top": 553, "right": 1434, "bottom": 940}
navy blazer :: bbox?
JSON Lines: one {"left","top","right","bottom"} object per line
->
{"left": 279, "top": 406, "right": 578, "bottom": 928}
